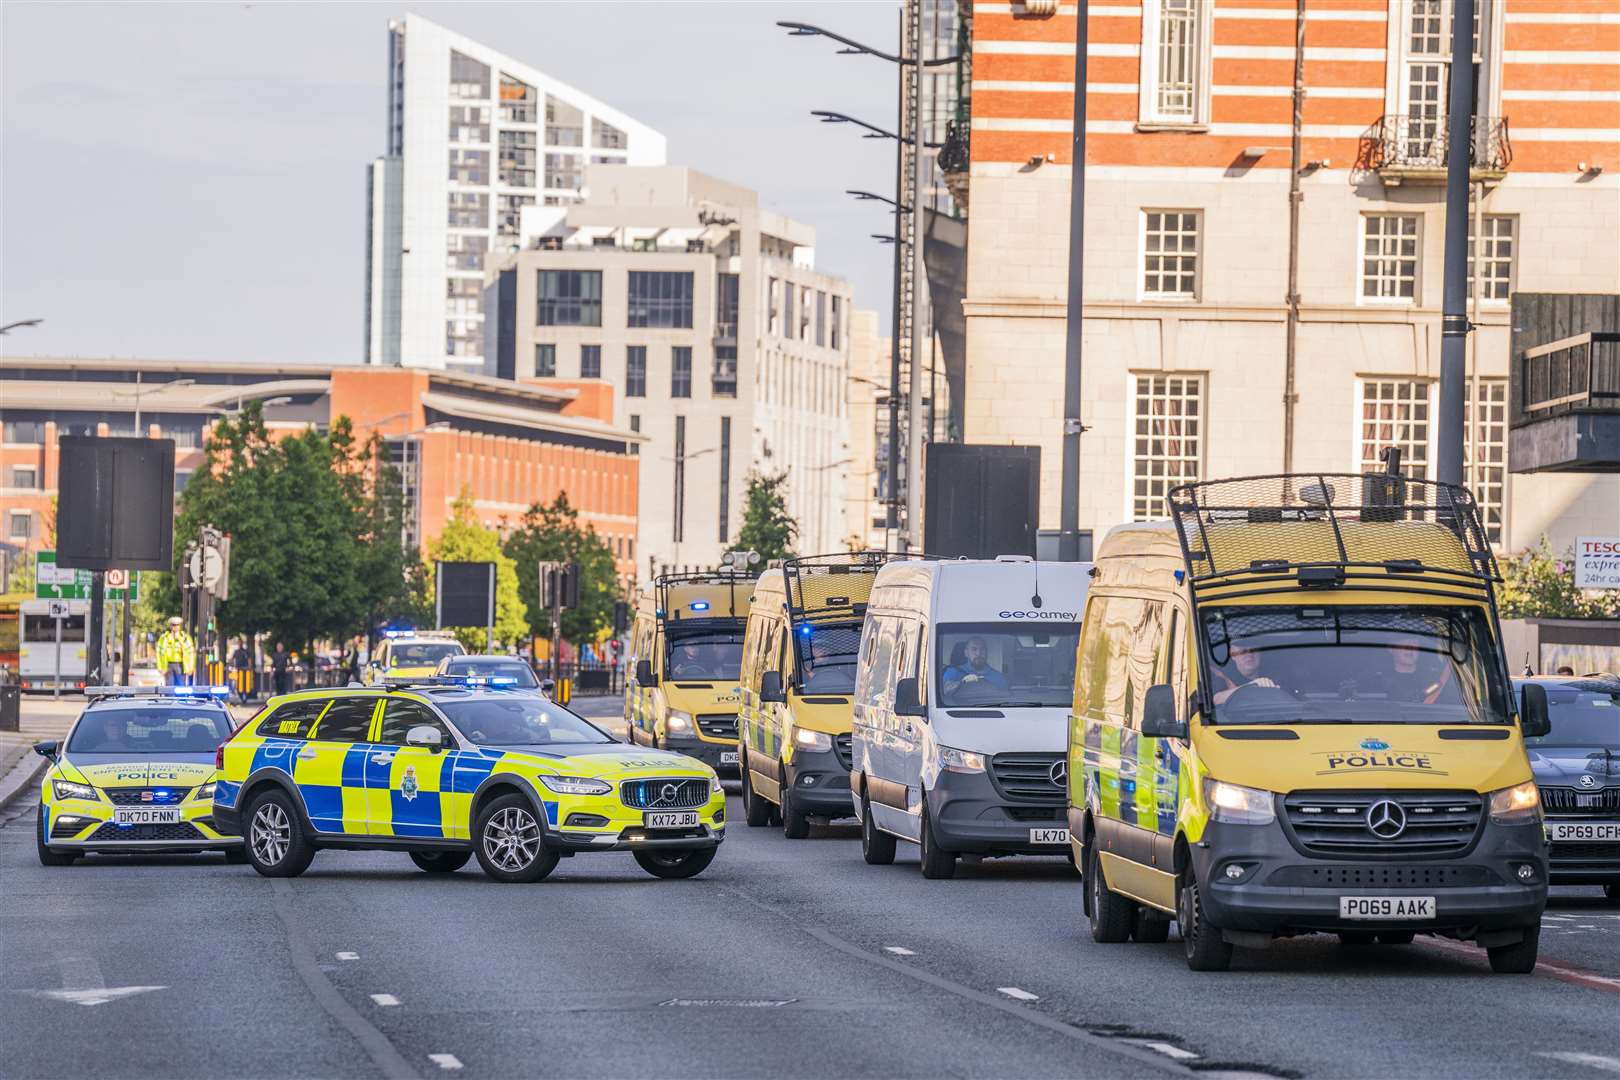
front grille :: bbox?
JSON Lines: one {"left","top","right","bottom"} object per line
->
{"left": 1006, "top": 805, "right": 1064, "bottom": 823}
{"left": 1541, "top": 786, "right": 1620, "bottom": 816}
{"left": 989, "top": 752, "right": 1067, "bottom": 805}
{"left": 1266, "top": 864, "right": 1494, "bottom": 889}
{"left": 1282, "top": 790, "right": 1483, "bottom": 858}
{"left": 833, "top": 734, "right": 852, "bottom": 771}
{"left": 105, "top": 787, "right": 192, "bottom": 806}
{"left": 620, "top": 777, "right": 712, "bottom": 810}
{"left": 87, "top": 822, "right": 203, "bottom": 842}
{"left": 1550, "top": 842, "right": 1620, "bottom": 863}
{"left": 696, "top": 714, "right": 737, "bottom": 740}
{"left": 51, "top": 817, "right": 91, "bottom": 839}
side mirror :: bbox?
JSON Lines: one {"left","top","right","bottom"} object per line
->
{"left": 33, "top": 740, "right": 59, "bottom": 761}
{"left": 635, "top": 659, "right": 658, "bottom": 688}
{"left": 760, "top": 670, "right": 787, "bottom": 704}
{"left": 1141, "top": 684, "right": 1188, "bottom": 739}
{"left": 406, "top": 725, "right": 445, "bottom": 751}
{"left": 893, "top": 677, "right": 926, "bottom": 718}
{"left": 1519, "top": 683, "right": 1551, "bottom": 740}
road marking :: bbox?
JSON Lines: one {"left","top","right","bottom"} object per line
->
{"left": 658, "top": 998, "right": 795, "bottom": 1008}
{"left": 428, "top": 1054, "right": 464, "bottom": 1071}
{"left": 25, "top": 986, "right": 166, "bottom": 1007}
{"left": 1537, "top": 1052, "right": 1620, "bottom": 1074}
{"left": 370, "top": 994, "right": 401, "bottom": 1007}
{"left": 1142, "top": 1042, "right": 1200, "bottom": 1061}
{"left": 336, "top": 952, "right": 359, "bottom": 961}
{"left": 1422, "top": 937, "right": 1620, "bottom": 995}
{"left": 884, "top": 946, "right": 916, "bottom": 956}
{"left": 997, "top": 986, "right": 1039, "bottom": 1001}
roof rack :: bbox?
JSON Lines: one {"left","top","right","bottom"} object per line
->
{"left": 1167, "top": 473, "right": 1500, "bottom": 605}
{"left": 654, "top": 568, "right": 757, "bottom": 622}
{"left": 84, "top": 685, "right": 232, "bottom": 702}
{"left": 781, "top": 550, "right": 908, "bottom": 628}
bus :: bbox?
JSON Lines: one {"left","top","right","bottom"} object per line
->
{"left": 19, "top": 598, "right": 89, "bottom": 693}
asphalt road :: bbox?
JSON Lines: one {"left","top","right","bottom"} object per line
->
{"left": 3, "top": 697, "right": 1618, "bottom": 1079}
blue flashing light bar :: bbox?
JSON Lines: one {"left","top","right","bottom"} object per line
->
{"left": 382, "top": 628, "right": 416, "bottom": 639}
{"left": 170, "top": 685, "right": 232, "bottom": 698}
{"left": 690, "top": 601, "right": 710, "bottom": 612}
{"left": 429, "top": 675, "right": 519, "bottom": 688}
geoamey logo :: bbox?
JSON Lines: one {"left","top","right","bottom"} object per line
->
{"left": 1578, "top": 774, "right": 1599, "bottom": 790}
{"left": 1366, "top": 799, "right": 1407, "bottom": 839}
{"left": 1360, "top": 738, "right": 1390, "bottom": 751}
{"left": 998, "top": 610, "right": 1078, "bottom": 620}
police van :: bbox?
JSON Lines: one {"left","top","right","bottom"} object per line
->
{"left": 625, "top": 571, "right": 755, "bottom": 774}
{"left": 736, "top": 553, "right": 897, "bottom": 837}
{"left": 1072, "top": 474, "right": 1549, "bottom": 973}
{"left": 365, "top": 631, "right": 465, "bottom": 685}
{"left": 850, "top": 556, "right": 1091, "bottom": 878}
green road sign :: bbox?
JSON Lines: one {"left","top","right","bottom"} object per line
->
{"left": 35, "top": 550, "right": 140, "bottom": 601}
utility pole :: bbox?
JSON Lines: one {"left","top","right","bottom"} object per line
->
{"left": 1058, "top": 1, "right": 1090, "bottom": 562}
{"left": 887, "top": 8, "right": 905, "bottom": 547}
{"left": 1283, "top": 0, "right": 1305, "bottom": 475}
{"left": 905, "top": 0, "right": 927, "bottom": 552}
{"left": 1436, "top": 0, "right": 1475, "bottom": 487}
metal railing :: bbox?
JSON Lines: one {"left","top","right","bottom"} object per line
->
{"left": 1358, "top": 114, "right": 1512, "bottom": 173}
{"left": 1518, "top": 331, "right": 1620, "bottom": 421}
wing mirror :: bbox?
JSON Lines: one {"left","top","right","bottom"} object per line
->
{"left": 635, "top": 659, "right": 658, "bottom": 688}
{"left": 33, "top": 740, "right": 59, "bottom": 761}
{"left": 893, "top": 677, "right": 926, "bottom": 718}
{"left": 759, "top": 670, "right": 787, "bottom": 704}
{"left": 406, "top": 725, "right": 445, "bottom": 752}
{"left": 1519, "top": 683, "right": 1551, "bottom": 740}
{"left": 1140, "top": 684, "right": 1187, "bottom": 739}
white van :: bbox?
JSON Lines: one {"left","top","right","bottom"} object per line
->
{"left": 850, "top": 556, "right": 1091, "bottom": 878}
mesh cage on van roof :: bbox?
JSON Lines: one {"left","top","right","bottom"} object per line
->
{"left": 782, "top": 551, "right": 911, "bottom": 624}
{"left": 654, "top": 569, "right": 757, "bottom": 621}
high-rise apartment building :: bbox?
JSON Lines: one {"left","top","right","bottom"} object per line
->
{"left": 485, "top": 166, "right": 855, "bottom": 572}
{"left": 365, "top": 14, "right": 665, "bottom": 371}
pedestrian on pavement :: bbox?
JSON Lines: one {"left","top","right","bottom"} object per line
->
{"left": 156, "top": 617, "right": 196, "bottom": 687}
{"left": 231, "top": 640, "right": 254, "bottom": 703}
{"left": 271, "top": 643, "right": 291, "bottom": 696}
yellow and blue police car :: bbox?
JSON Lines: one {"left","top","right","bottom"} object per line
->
{"left": 34, "top": 685, "right": 244, "bottom": 865}
{"left": 211, "top": 678, "right": 725, "bottom": 882}
{"left": 362, "top": 630, "right": 466, "bottom": 686}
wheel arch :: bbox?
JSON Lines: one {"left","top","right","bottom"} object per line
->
{"left": 239, "top": 769, "right": 314, "bottom": 834}
{"left": 469, "top": 775, "right": 552, "bottom": 836}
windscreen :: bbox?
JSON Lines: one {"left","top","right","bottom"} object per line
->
{"left": 794, "top": 621, "right": 862, "bottom": 695}
{"left": 443, "top": 658, "right": 539, "bottom": 687}
{"left": 1203, "top": 605, "right": 1512, "bottom": 725}
{"left": 664, "top": 625, "right": 744, "bottom": 681}
{"left": 391, "top": 642, "right": 460, "bottom": 666}
{"left": 67, "top": 708, "right": 235, "bottom": 754}
{"left": 1523, "top": 685, "right": 1620, "bottom": 748}
{"left": 440, "top": 697, "right": 612, "bottom": 746}
{"left": 935, "top": 621, "right": 1081, "bottom": 708}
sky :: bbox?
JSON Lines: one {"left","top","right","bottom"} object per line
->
{"left": 0, "top": 1, "right": 902, "bottom": 364}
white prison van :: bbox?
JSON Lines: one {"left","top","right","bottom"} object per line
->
{"left": 850, "top": 556, "right": 1091, "bottom": 878}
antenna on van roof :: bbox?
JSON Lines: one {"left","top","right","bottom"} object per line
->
{"left": 1031, "top": 561, "right": 1042, "bottom": 609}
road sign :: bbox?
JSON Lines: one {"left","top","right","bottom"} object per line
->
{"left": 35, "top": 551, "right": 139, "bottom": 601}
{"left": 47, "top": 600, "right": 70, "bottom": 619}
{"left": 188, "top": 547, "right": 225, "bottom": 590}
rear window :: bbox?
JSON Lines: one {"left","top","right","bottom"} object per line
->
{"left": 253, "top": 700, "right": 328, "bottom": 741}
{"left": 310, "top": 699, "right": 379, "bottom": 742}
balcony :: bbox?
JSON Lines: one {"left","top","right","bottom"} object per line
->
{"left": 1509, "top": 294, "right": 1620, "bottom": 473}
{"left": 1358, "top": 115, "right": 1512, "bottom": 185}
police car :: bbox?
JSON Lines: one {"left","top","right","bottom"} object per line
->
{"left": 211, "top": 680, "right": 725, "bottom": 883}
{"left": 363, "top": 631, "right": 465, "bottom": 685}
{"left": 34, "top": 686, "right": 244, "bottom": 865}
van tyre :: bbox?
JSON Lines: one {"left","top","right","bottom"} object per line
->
{"left": 410, "top": 850, "right": 472, "bottom": 874}
{"left": 780, "top": 773, "right": 810, "bottom": 839}
{"left": 245, "top": 789, "right": 315, "bottom": 879}
{"left": 37, "top": 808, "right": 78, "bottom": 866}
{"left": 1178, "top": 877, "right": 1233, "bottom": 971}
{"left": 740, "top": 755, "right": 773, "bottom": 827}
{"left": 1087, "top": 843, "right": 1135, "bottom": 943}
{"left": 918, "top": 806, "right": 957, "bottom": 880}
{"left": 473, "top": 794, "right": 559, "bottom": 883}
{"left": 1486, "top": 925, "right": 1539, "bottom": 974}
{"left": 1132, "top": 908, "right": 1171, "bottom": 944}
{"left": 860, "top": 792, "right": 896, "bottom": 865}
{"left": 633, "top": 847, "right": 716, "bottom": 879}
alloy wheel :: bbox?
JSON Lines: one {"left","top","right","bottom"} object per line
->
{"left": 483, "top": 806, "right": 542, "bottom": 872}
{"left": 251, "top": 802, "right": 290, "bottom": 867}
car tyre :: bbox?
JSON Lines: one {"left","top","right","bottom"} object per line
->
{"left": 473, "top": 794, "right": 559, "bottom": 884}
{"left": 918, "top": 806, "right": 957, "bottom": 880}
{"left": 1178, "top": 876, "right": 1233, "bottom": 972}
{"left": 36, "top": 808, "right": 78, "bottom": 867}
{"left": 1087, "top": 842, "right": 1135, "bottom": 943}
{"left": 860, "top": 791, "right": 896, "bottom": 866}
{"left": 410, "top": 850, "right": 472, "bottom": 874}
{"left": 740, "top": 754, "right": 773, "bottom": 827}
{"left": 1486, "top": 925, "right": 1539, "bottom": 974}
{"left": 781, "top": 768, "right": 810, "bottom": 839}
{"left": 1132, "top": 908, "right": 1171, "bottom": 943}
{"left": 633, "top": 847, "right": 716, "bottom": 879}
{"left": 245, "top": 789, "right": 315, "bottom": 878}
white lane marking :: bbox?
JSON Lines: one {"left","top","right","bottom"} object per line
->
{"left": 884, "top": 946, "right": 916, "bottom": 956}
{"left": 997, "top": 986, "right": 1039, "bottom": 1001}
{"left": 1537, "top": 1052, "right": 1620, "bottom": 1074}
{"left": 428, "top": 1054, "right": 464, "bottom": 1071}
{"left": 1143, "top": 1042, "right": 1200, "bottom": 1061}
{"left": 25, "top": 986, "right": 166, "bottom": 1007}
{"left": 370, "top": 994, "right": 401, "bottom": 1007}
{"left": 336, "top": 952, "right": 359, "bottom": 961}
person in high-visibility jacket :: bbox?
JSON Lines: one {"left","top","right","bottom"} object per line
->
{"left": 156, "top": 617, "right": 197, "bottom": 686}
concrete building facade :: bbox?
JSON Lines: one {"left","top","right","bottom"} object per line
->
{"left": 961, "top": 0, "right": 1620, "bottom": 553}
{"left": 485, "top": 166, "right": 855, "bottom": 571}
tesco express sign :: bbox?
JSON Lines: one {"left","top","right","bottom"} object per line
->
{"left": 1575, "top": 537, "right": 1620, "bottom": 590}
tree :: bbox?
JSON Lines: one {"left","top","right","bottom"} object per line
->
{"left": 1500, "top": 537, "right": 1620, "bottom": 619}
{"left": 502, "top": 493, "right": 618, "bottom": 645}
{"left": 425, "top": 487, "right": 528, "bottom": 650}
{"left": 731, "top": 469, "right": 798, "bottom": 563}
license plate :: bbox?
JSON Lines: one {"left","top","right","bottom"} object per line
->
{"left": 1029, "top": 827, "right": 1070, "bottom": 844}
{"left": 1550, "top": 821, "right": 1620, "bottom": 842}
{"left": 113, "top": 808, "right": 181, "bottom": 826}
{"left": 645, "top": 811, "right": 700, "bottom": 829}
{"left": 1340, "top": 895, "right": 1435, "bottom": 920}
{"left": 720, "top": 751, "right": 739, "bottom": 765}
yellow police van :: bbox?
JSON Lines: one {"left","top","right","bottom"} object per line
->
{"left": 1072, "top": 473, "right": 1549, "bottom": 973}
{"left": 364, "top": 631, "right": 465, "bottom": 685}
{"left": 624, "top": 571, "right": 755, "bottom": 774}
{"left": 736, "top": 553, "right": 893, "bottom": 836}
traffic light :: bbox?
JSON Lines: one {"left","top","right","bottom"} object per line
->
{"left": 540, "top": 562, "right": 583, "bottom": 611}
{"left": 612, "top": 600, "right": 630, "bottom": 636}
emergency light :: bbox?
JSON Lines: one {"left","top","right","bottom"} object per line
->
{"left": 690, "top": 601, "right": 710, "bottom": 612}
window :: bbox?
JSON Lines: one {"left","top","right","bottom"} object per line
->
{"left": 447, "top": 105, "right": 489, "bottom": 145}
{"left": 580, "top": 344, "right": 601, "bottom": 379}
{"left": 378, "top": 700, "right": 455, "bottom": 746}
{"left": 713, "top": 345, "right": 738, "bottom": 398}
{"left": 1358, "top": 379, "right": 1433, "bottom": 479}
{"left": 449, "top": 51, "right": 490, "bottom": 99}
{"left": 8, "top": 510, "right": 32, "bottom": 541}
{"left": 1467, "top": 378, "right": 1508, "bottom": 546}
{"left": 673, "top": 415, "right": 687, "bottom": 545}
{"left": 254, "top": 700, "right": 326, "bottom": 741}
{"left": 537, "top": 270, "right": 602, "bottom": 326}
{"left": 446, "top": 233, "right": 486, "bottom": 272}
{"left": 1142, "top": 210, "right": 1200, "bottom": 298}
{"left": 1468, "top": 215, "right": 1515, "bottom": 305}
{"left": 831, "top": 295, "right": 843, "bottom": 350}
{"left": 535, "top": 343, "right": 556, "bottom": 378}
{"left": 3, "top": 419, "right": 44, "bottom": 444}
{"left": 671, "top": 346, "right": 693, "bottom": 398}
{"left": 499, "top": 74, "right": 536, "bottom": 124}
{"left": 716, "top": 273, "right": 739, "bottom": 337}
{"left": 11, "top": 466, "right": 37, "bottom": 489}
{"left": 1397, "top": 1, "right": 1494, "bottom": 157}
{"left": 783, "top": 283, "right": 795, "bottom": 341}
{"left": 447, "top": 191, "right": 488, "bottom": 229}
{"left": 447, "top": 148, "right": 489, "bottom": 186}
{"left": 627, "top": 271, "right": 694, "bottom": 328}
{"left": 768, "top": 278, "right": 781, "bottom": 337}
{"left": 815, "top": 291, "right": 827, "bottom": 347}
{"left": 629, "top": 414, "right": 641, "bottom": 433}
{"left": 1361, "top": 214, "right": 1420, "bottom": 301}
{"left": 1130, "top": 374, "right": 1203, "bottom": 520}
{"left": 799, "top": 286, "right": 813, "bottom": 340}
{"left": 545, "top": 95, "right": 584, "bottom": 147}
{"left": 718, "top": 417, "right": 732, "bottom": 544}
{"left": 1140, "top": 0, "right": 1211, "bottom": 126}
{"left": 496, "top": 193, "right": 534, "bottom": 239}
{"left": 498, "top": 129, "right": 537, "bottom": 188}
{"left": 594, "top": 120, "right": 627, "bottom": 150}
{"left": 626, "top": 346, "right": 647, "bottom": 398}
{"left": 544, "top": 153, "right": 582, "bottom": 190}
{"left": 310, "top": 699, "right": 376, "bottom": 742}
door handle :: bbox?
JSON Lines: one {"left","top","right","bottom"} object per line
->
{"left": 371, "top": 752, "right": 395, "bottom": 765}
{"left": 296, "top": 748, "right": 318, "bottom": 761}
{"left": 1154, "top": 743, "right": 1168, "bottom": 762}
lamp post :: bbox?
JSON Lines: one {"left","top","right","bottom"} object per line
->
{"left": 658, "top": 446, "right": 717, "bottom": 571}
{"left": 112, "top": 376, "right": 196, "bottom": 434}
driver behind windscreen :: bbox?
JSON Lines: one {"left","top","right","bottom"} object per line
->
{"left": 1379, "top": 634, "right": 1454, "bottom": 705}
{"left": 799, "top": 632, "right": 843, "bottom": 692}
{"left": 1211, "top": 643, "right": 1286, "bottom": 705}
{"left": 942, "top": 637, "right": 1010, "bottom": 701}
{"left": 670, "top": 642, "right": 714, "bottom": 680}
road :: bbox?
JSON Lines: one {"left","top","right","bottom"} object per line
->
{"left": 3, "top": 694, "right": 1618, "bottom": 1079}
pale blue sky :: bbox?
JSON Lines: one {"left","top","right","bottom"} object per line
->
{"left": 1, "top": 1, "right": 901, "bottom": 363}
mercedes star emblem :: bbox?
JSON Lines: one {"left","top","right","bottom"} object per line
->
{"left": 1049, "top": 760, "right": 1068, "bottom": 788}
{"left": 1366, "top": 799, "right": 1408, "bottom": 840}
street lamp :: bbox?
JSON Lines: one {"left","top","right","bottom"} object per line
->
{"left": 112, "top": 376, "right": 195, "bottom": 432}
{"left": 0, "top": 318, "right": 43, "bottom": 335}
{"left": 811, "top": 111, "right": 942, "bottom": 149}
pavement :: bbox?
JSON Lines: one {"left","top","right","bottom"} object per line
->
{"left": 0, "top": 695, "right": 84, "bottom": 811}
{"left": 3, "top": 692, "right": 1619, "bottom": 1079}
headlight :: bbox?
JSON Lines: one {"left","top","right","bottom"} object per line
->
{"left": 194, "top": 782, "right": 216, "bottom": 801}
{"left": 937, "top": 746, "right": 986, "bottom": 773}
{"left": 709, "top": 772, "right": 724, "bottom": 797}
{"left": 52, "top": 779, "right": 98, "bottom": 802}
{"left": 666, "top": 710, "right": 693, "bottom": 733}
{"left": 1204, "top": 779, "right": 1275, "bottom": 825}
{"left": 1488, "top": 781, "right": 1542, "bottom": 825}
{"left": 793, "top": 728, "right": 832, "bottom": 752}
{"left": 538, "top": 775, "right": 613, "bottom": 796}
